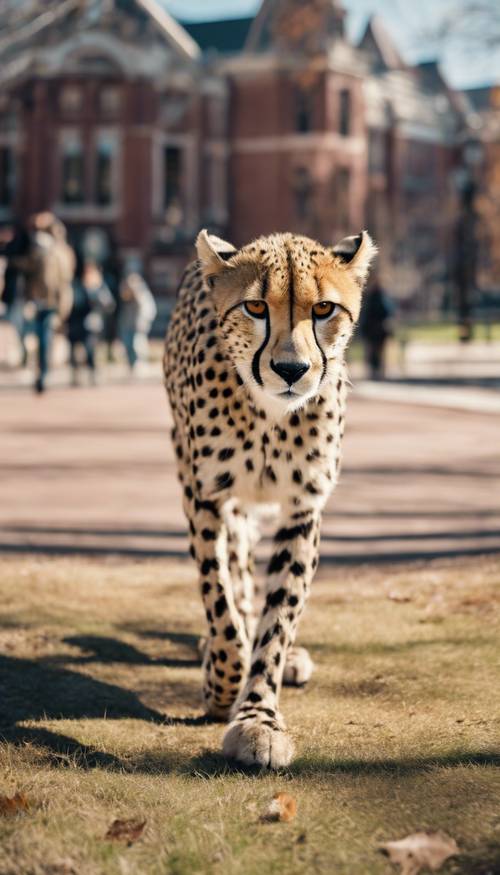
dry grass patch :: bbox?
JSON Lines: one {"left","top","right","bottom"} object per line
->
{"left": 0, "top": 554, "right": 499, "bottom": 875}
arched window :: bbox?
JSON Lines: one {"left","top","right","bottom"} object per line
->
{"left": 95, "top": 134, "right": 116, "bottom": 206}
{"left": 61, "top": 137, "right": 85, "bottom": 205}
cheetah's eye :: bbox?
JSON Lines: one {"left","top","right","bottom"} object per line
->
{"left": 244, "top": 300, "right": 267, "bottom": 319}
{"left": 313, "top": 301, "right": 339, "bottom": 320}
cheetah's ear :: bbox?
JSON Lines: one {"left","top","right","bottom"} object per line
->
{"left": 196, "top": 229, "right": 239, "bottom": 280}
{"left": 332, "top": 231, "right": 378, "bottom": 287}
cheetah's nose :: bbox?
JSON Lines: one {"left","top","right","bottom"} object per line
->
{"left": 270, "top": 360, "right": 310, "bottom": 386}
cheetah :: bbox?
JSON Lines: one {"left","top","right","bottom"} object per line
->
{"left": 163, "top": 229, "right": 377, "bottom": 768}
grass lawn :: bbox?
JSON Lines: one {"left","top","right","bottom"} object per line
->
{"left": 0, "top": 555, "right": 499, "bottom": 875}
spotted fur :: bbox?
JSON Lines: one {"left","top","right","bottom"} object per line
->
{"left": 163, "top": 229, "right": 376, "bottom": 768}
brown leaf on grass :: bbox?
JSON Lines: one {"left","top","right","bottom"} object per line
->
{"left": 0, "top": 792, "right": 30, "bottom": 816}
{"left": 105, "top": 819, "right": 146, "bottom": 844}
{"left": 380, "top": 831, "right": 459, "bottom": 875}
{"left": 387, "top": 591, "right": 412, "bottom": 603}
{"left": 260, "top": 792, "right": 297, "bottom": 823}
{"left": 45, "top": 860, "right": 78, "bottom": 875}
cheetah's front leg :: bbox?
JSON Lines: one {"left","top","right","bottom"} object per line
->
{"left": 223, "top": 509, "right": 320, "bottom": 767}
{"left": 188, "top": 498, "right": 252, "bottom": 720}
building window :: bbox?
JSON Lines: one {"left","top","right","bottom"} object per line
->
{"left": 293, "top": 166, "right": 314, "bottom": 220}
{"left": 95, "top": 136, "right": 115, "bottom": 205}
{"left": 163, "top": 145, "right": 184, "bottom": 229}
{"left": 368, "top": 129, "right": 386, "bottom": 173}
{"left": 339, "top": 89, "right": 351, "bottom": 137}
{"left": 60, "top": 86, "right": 83, "bottom": 115}
{"left": 99, "top": 86, "right": 121, "bottom": 118}
{"left": 334, "top": 167, "right": 351, "bottom": 228}
{"left": 295, "top": 88, "right": 313, "bottom": 133}
{"left": 61, "top": 139, "right": 85, "bottom": 204}
{"left": 0, "top": 146, "right": 14, "bottom": 206}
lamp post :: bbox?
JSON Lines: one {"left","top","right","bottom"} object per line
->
{"left": 453, "top": 134, "right": 484, "bottom": 343}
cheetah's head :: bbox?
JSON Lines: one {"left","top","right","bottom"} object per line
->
{"left": 197, "top": 230, "right": 377, "bottom": 416}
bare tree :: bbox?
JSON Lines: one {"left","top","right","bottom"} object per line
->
{"left": 431, "top": 0, "right": 500, "bottom": 49}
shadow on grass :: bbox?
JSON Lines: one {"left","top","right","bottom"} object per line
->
{"left": 130, "top": 747, "right": 500, "bottom": 779}
{"left": 119, "top": 625, "right": 201, "bottom": 651}
{"left": 2, "top": 645, "right": 498, "bottom": 783}
{"left": 308, "top": 636, "right": 493, "bottom": 657}
{"left": 288, "top": 749, "right": 500, "bottom": 776}
{"left": 60, "top": 634, "right": 200, "bottom": 669}
{"left": 0, "top": 651, "right": 214, "bottom": 756}
{"left": 454, "top": 842, "right": 500, "bottom": 875}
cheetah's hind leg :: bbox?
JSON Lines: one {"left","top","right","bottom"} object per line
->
{"left": 283, "top": 646, "right": 315, "bottom": 687}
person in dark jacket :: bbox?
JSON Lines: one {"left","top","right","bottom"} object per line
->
{"left": 67, "top": 261, "right": 114, "bottom": 385}
{"left": 359, "top": 283, "right": 394, "bottom": 380}
{"left": 1, "top": 222, "right": 30, "bottom": 366}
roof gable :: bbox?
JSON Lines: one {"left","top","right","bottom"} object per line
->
{"left": 358, "top": 15, "right": 405, "bottom": 72}
{"left": 0, "top": 0, "right": 199, "bottom": 84}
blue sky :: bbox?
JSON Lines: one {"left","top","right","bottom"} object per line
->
{"left": 164, "top": 0, "right": 500, "bottom": 89}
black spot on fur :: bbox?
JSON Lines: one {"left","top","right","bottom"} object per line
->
{"left": 215, "top": 472, "right": 234, "bottom": 492}
{"left": 250, "top": 659, "right": 266, "bottom": 677}
{"left": 290, "top": 561, "right": 305, "bottom": 576}
{"left": 267, "top": 549, "right": 291, "bottom": 575}
{"left": 214, "top": 595, "right": 228, "bottom": 617}
{"left": 275, "top": 519, "right": 313, "bottom": 542}
{"left": 266, "top": 587, "right": 287, "bottom": 608}
{"left": 201, "top": 557, "right": 219, "bottom": 575}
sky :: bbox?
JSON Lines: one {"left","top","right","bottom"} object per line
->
{"left": 163, "top": 0, "right": 500, "bottom": 89}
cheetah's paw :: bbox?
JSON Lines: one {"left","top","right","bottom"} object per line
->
{"left": 283, "top": 646, "right": 314, "bottom": 687}
{"left": 222, "top": 711, "right": 294, "bottom": 769}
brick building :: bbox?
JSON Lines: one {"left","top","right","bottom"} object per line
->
{"left": 0, "top": 0, "right": 492, "bottom": 309}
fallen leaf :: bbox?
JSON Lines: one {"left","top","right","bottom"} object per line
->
{"left": 380, "top": 831, "right": 459, "bottom": 875}
{"left": 0, "top": 792, "right": 30, "bottom": 816}
{"left": 46, "top": 860, "right": 78, "bottom": 875}
{"left": 105, "top": 819, "right": 146, "bottom": 844}
{"left": 260, "top": 792, "right": 297, "bottom": 823}
{"left": 387, "top": 591, "right": 412, "bottom": 603}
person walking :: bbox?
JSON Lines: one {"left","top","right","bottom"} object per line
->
{"left": 21, "top": 213, "right": 75, "bottom": 393}
{"left": 359, "top": 282, "right": 394, "bottom": 380}
{"left": 0, "top": 222, "right": 31, "bottom": 367}
{"left": 67, "top": 260, "right": 115, "bottom": 385}
{"left": 118, "top": 269, "right": 157, "bottom": 371}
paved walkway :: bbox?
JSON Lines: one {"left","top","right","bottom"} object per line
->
{"left": 1, "top": 376, "right": 499, "bottom": 564}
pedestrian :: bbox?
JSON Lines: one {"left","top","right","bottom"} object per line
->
{"left": 18, "top": 212, "right": 75, "bottom": 393}
{"left": 0, "top": 222, "right": 31, "bottom": 367}
{"left": 118, "top": 269, "right": 157, "bottom": 371}
{"left": 67, "top": 260, "right": 115, "bottom": 385}
{"left": 102, "top": 254, "right": 122, "bottom": 363}
{"left": 359, "top": 282, "right": 394, "bottom": 380}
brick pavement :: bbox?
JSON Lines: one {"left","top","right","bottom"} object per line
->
{"left": 1, "top": 379, "right": 499, "bottom": 564}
